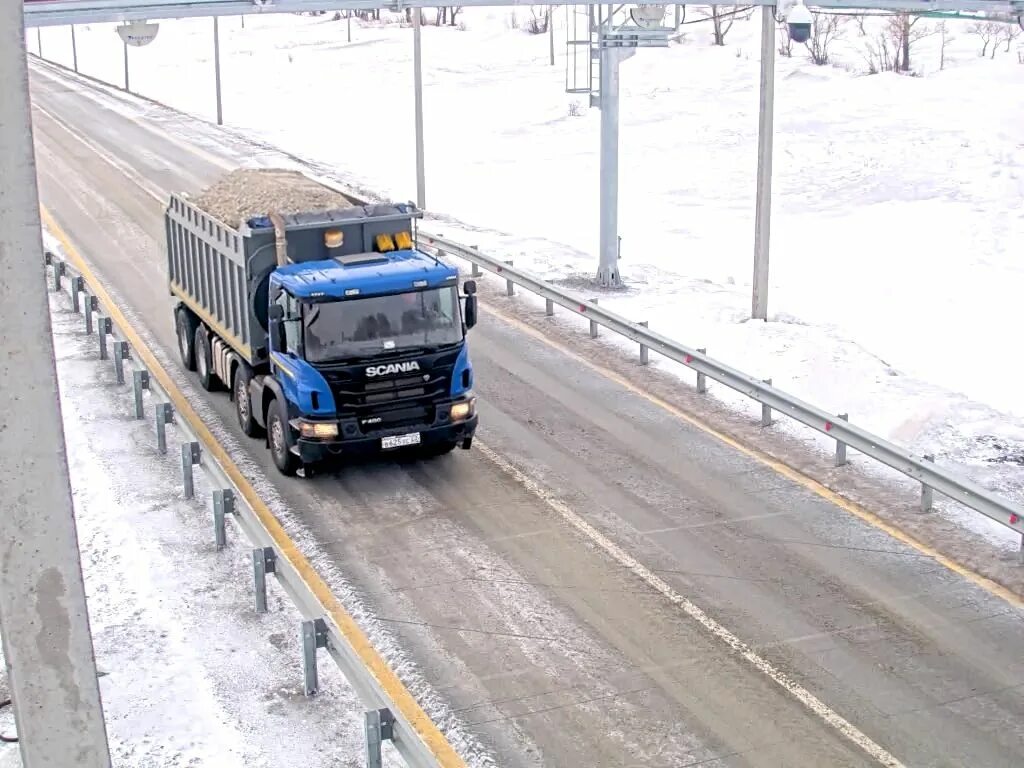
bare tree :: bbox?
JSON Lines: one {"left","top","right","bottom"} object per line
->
{"left": 886, "top": 13, "right": 934, "bottom": 72}
{"left": 969, "top": 21, "right": 1003, "bottom": 58}
{"left": 1002, "top": 23, "right": 1022, "bottom": 52}
{"left": 697, "top": 5, "right": 753, "bottom": 46}
{"left": 777, "top": 22, "right": 793, "bottom": 57}
{"left": 524, "top": 5, "right": 549, "bottom": 33}
{"left": 853, "top": 12, "right": 869, "bottom": 37}
{"left": 862, "top": 28, "right": 895, "bottom": 74}
{"left": 436, "top": 7, "right": 463, "bottom": 26}
{"left": 806, "top": 12, "right": 844, "bottom": 65}
{"left": 938, "top": 21, "right": 954, "bottom": 69}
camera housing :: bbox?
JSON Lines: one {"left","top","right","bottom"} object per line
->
{"left": 786, "top": 1, "right": 813, "bottom": 43}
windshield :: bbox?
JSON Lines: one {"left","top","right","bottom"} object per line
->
{"left": 302, "top": 286, "right": 463, "bottom": 363}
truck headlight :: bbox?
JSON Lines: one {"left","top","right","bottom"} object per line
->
{"left": 450, "top": 399, "right": 475, "bottom": 422}
{"left": 300, "top": 421, "right": 339, "bottom": 439}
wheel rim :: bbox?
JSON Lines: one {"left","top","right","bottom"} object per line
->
{"left": 178, "top": 318, "right": 189, "bottom": 357}
{"left": 197, "top": 341, "right": 207, "bottom": 378}
{"left": 236, "top": 376, "right": 249, "bottom": 422}
{"left": 270, "top": 416, "right": 285, "bottom": 458}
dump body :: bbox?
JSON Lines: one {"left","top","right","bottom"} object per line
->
{"left": 166, "top": 193, "right": 424, "bottom": 368}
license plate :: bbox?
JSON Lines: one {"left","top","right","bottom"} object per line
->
{"left": 381, "top": 432, "right": 421, "bottom": 450}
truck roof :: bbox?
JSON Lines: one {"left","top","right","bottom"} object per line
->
{"left": 275, "top": 249, "right": 459, "bottom": 300}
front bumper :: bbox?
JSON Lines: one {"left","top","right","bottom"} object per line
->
{"left": 293, "top": 413, "right": 478, "bottom": 464}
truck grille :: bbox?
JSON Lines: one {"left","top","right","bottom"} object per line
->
{"left": 314, "top": 364, "right": 452, "bottom": 412}
{"left": 359, "top": 405, "right": 433, "bottom": 431}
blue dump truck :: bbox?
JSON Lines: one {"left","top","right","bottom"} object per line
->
{"left": 165, "top": 168, "right": 478, "bottom": 476}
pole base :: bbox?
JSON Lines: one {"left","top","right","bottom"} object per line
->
{"left": 596, "top": 265, "right": 622, "bottom": 288}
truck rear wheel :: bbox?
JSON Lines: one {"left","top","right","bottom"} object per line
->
{"left": 176, "top": 307, "right": 198, "bottom": 371}
{"left": 194, "top": 325, "right": 221, "bottom": 392}
{"left": 267, "top": 402, "right": 299, "bottom": 476}
{"left": 233, "top": 363, "right": 261, "bottom": 438}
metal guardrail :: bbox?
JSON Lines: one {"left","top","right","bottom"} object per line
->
{"left": 42, "top": 244, "right": 464, "bottom": 768}
{"left": 415, "top": 233, "right": 1024, "bottom": 545}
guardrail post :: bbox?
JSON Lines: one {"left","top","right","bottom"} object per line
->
{"left": 302, "top": 618, "right": 329, "bottom": 696}
{"left": 253, "top": 547, "right": 276, "bottom": 613}
{"left": 470, "top": 246, "right": 481, "bottom": 277}
{"left": 155, "top": 403, "right": 173, "bottom": 454}
{"left": 834, "top": 413, "right": 849, "bottom": 467}
{"left": 70, "top": 276, "right": 83, "bottom": 313}
{"left": 52, "top": 260, "right": 64, "bottom": 292}
{"left": 589, "top": 299, "right": 599, "bottom": 338}
{"left": 921, "top": 454, "right": 935, "bottom": 512}
{"left": 97, "top": 316, "right": 111, "bottom": 360}
{"left": 84, "top": 295, "right": 97, "bottom": 335}
{"left": 696, "top": 348, "right": 707, "bottom": 393}
{"left": 761, "top": 379, "right": 773, "bottom": 427}
{"left": 112, "top": 340, "right": 128, "bottom": 385}
{"left": 638, "top": 321, "right": 649, "bottom": 365}
{"left": 504, "top": 260, "right": 514, "bottom": 296}
{"left": 365, "top": 708, "right": 396, "bottom": 768}
{"left": 545, "top": 298, "right": 554, "bottom": 316}
{"left": 212, "top": 489, "right": 234, "bottom": 549}
{"left": 132, "top": 370, "right": 150, "bottom": 418}
{"left": 181, "top": 441, "right": 201, "bottom": 499}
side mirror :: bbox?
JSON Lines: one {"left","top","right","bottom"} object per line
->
{"left": 268, "top": 304, "right": 284, "bottom": 321}
{"left": 464, "top": 294, "right": 478, "bottom": 330}
{"left": 463, "top": 279, "right": 477, "bottom": 296}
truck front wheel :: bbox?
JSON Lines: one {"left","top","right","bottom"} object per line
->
{"left": 267, "top": 403, "right": 299, "bottom": 476}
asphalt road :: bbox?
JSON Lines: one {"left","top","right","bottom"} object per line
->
{"left": 29, "top": 60, "right": 1024, "bottom": 768}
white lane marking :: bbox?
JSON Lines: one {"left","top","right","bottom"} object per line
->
{"left": 476, "top": 440, "right": 907, "bottom": 768}
{"left": 639, "top": 509, "right": 796, "bottom": 535}
{"left": 31, "top": 60, "right": 235, "bottom": 173}
{"left": 33, "top": 102, "right": 165, "bottom": 204}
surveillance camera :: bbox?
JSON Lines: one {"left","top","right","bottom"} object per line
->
{"left": 787, "top": 1, "right": 812, "bottom": 43}
{"left": 629, "top": 4, "right": 666, "bottom": 29}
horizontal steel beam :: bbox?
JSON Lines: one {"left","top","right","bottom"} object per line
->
{"left": 22, "top": 0, "right": 1024, "bottom": 27}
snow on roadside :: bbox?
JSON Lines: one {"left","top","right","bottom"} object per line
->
{"left": 28, "top": 11, "right": 1024, "bottom": 547}
{"left": 35, "top": 272, "right": 400, "bottom": 766}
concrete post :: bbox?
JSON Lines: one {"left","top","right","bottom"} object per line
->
{"left": 0, "top": 7, "right": 112, "bottom": 765}
{"left": 751, "top": 6, "right": 776, "bottom": 320}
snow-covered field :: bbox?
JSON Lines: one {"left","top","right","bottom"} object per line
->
{"left": 29, "top": 9, "right": 1024, "bottom": 552}
{"left": 0, "top": 270, "right": 399, "bottom": 766}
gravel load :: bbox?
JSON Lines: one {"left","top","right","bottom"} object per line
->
{"left": 191, "top": 168, "right": 354, "bottom": 229}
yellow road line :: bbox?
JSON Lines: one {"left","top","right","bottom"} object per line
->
{"left": 41, "top": 205, "right": 467, "bottom": 768}
{"left": 478, "top": 303, "right": 1024, "bottom": 612}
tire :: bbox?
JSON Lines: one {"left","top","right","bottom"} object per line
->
{"left": 461, "top": 437, "right": 473, "bottom": 450}
{"left": 233, "top": 363, "right": 261, "bottom": 438}
{"left": 267, "top": 401, "right": 299, "bottom": 476}
{"left": 176, "top": 307, "right": 198, "bottom": 371}
{"left": 194, "top": 325, "right": 220, "bottom": 392}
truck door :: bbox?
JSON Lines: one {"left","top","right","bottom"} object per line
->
{"left": 269, "top": 290, "right": 304, "bottom": 407}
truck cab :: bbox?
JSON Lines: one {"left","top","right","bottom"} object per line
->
{"left": 257, "top": 248, "right": 479, "bottom": 474}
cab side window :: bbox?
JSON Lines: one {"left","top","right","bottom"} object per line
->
{"left": 273, "top": 291, "right": 302, "bottom": 355}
